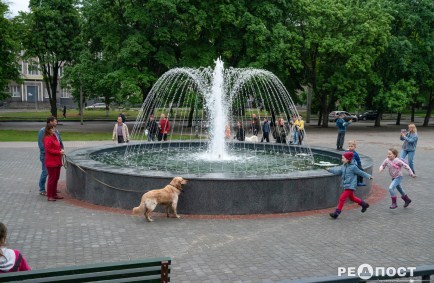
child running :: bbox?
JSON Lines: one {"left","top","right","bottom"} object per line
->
{"left": 346, "top": 140, "right": 366, "bottom": 186}
{"left": 328, "top": 151, "right": 373, "bottom": 219}
{"left": 379, "top": 148, "right": 415, "bottom": 209}
{"left": 0, "top": 222, "right": 31, "bottom": 273}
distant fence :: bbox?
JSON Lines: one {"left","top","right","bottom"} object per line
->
{"left": 283, "top": 264, "right": 433, "bottom": 282}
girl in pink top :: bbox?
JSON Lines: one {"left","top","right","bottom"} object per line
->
{"left": 379, "top": 148, "right": 415, "bottom": 209}
{"left": 0, "top": 223, "right": 31, "bottom": 273}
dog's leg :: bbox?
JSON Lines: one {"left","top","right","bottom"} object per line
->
{"left": 165, "top": 205, "right": 170, "bottom": 218}
{"left": 144, "top": 207, "right": 153, "bottom": 222}
{"left": 171, "top": 203, "right": 180, "bottom": 219}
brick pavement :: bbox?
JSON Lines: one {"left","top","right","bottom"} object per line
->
{"left": 0, "top": 122, "right": 433, "bottom": 282}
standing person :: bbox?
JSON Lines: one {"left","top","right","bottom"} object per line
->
{"left": 336, "top": 112, "right": 351, "bottom": 151}
{"left": 146, "top": 114, "right": 158, "bottom": 142}
{"left": 261, "top": 118, "right": 271, "bottom": 142}
{"left": 250, "top": 114, "right": 260, "bottom": 136}
{"left": 0, "top": 222, "right": 31, "bottom": 272}
{"left": 119, "top": 112, "right": 127, "bottom": 123}
{"left": 400, "top": 123, "right": 418, "bottom": 175}
{"left": 158, "top": 114, "right": 170, "bottom": 141}
{"left": 274, "top": 117, "right": 287, "bottom": 144}
{"left": 234, "top": 121, "right": 245, "bottom": 141}
{"left": 62, "top": 106, "right": 66, "bottom": 118}
{"left": 43, "top": 125, "right": 65, "bottom": 201}
{"left": 297, "top": 115, "right": 305, "bottom": 145}
{"left": 225, "top": 123, "right": 231, "bottom": 140}
{"left": 346, "top": 140, "right": 366, "bottom": 186}
{"left": 327, "top": 151, "right": 373, "bottom": 219}
{"left": 112, "top": 116, "right": 130, "bottom": 143}
{"left": 37, "top": 116, "right": 63, "bottom": 196}
{"left": 379, "top": 148, "right": 415, "bottom": 209}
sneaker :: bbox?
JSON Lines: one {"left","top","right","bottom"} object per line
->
{"left": 329, "top": 212, "right": 339, "bottom": 219}
{"left": 361, "top": 203, "right": 370, "bottom": 213}
{"left": 357, "top": 182, "right": 366, "bottom": 187}
{"left": 54, "top": 196, "right": 64, "bottom": 200}
{"left": 39, "top": 191, "right": 46, "bottom": 196}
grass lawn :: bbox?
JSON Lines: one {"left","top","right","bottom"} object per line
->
{"left": 0, "top": 130, "right": 202, "bottom": 142}
{"left": 0, "top": 130, "right": 111, "bottom": 142}
{"left": 0, "top": 109, "right": 139, "bottom": 121}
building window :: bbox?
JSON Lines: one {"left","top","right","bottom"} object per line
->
{"left": 44, "top": 89, "right": 49, "bottom": 98}
{"left": 10, "top": 86, "right": 21, "bottom": 97}
{"left": 61, "top": 88, "right": 70, "bottom": 98}
{"left": 28, "top": 63, "right": 39, "bottom": 75}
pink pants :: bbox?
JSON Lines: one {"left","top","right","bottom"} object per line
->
{"left": 337, "top": 189, "right": 362, "bottom": 211}
{"left": 46, "top": 166, "right": 61, "bottom": 198}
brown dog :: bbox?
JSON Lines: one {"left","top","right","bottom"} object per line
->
{"left": 132, "top": 176, "right": 188, "bottom": 222}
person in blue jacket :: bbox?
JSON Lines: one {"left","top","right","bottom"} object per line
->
{"left": 336, "top": 113, "right": 351, "bottom": 151}
{"left": 400, "top": 123, "right": 418, "bottom": 175}
{"left": 327, "top": 151, "right": 373, "bottom": 219}
{"left": 37, "top": 116, "right": 63, "bottom": 196}
{"left": 345, "top": 140, "right": 366, "bottom": 186}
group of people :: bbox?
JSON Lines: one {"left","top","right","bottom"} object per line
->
{"left": 232, "top": 114, "right": 305, "bottom": 145}
{"left": 328, "top": 120, "right": 418, "bottom": 219}
{"left": 111, "top": 113, "right": 172, "bottom": 144}
{"left": 37, "top": 116, "right": 65, "bottom": 201}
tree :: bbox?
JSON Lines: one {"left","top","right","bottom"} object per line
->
{"left": 288, "top": 0, "right": 392, "bottom": 127}
{"left": 0, "top": 1, "right": 21, "bottom": 100}
{"left": 17, "top": 0, "right": 81, "bottom": 117}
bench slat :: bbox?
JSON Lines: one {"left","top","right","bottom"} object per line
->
{"left": 10, "top": 266, "right": 169, "bottom": 283}
{"left": 0, "top": 258, "right": 171, "bottom": 282}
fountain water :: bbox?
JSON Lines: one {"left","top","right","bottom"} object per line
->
{"left": 66, "top": 59, "right": 373, "bottom": 215}
{"left": 115, "top": 58, "right": 315, "bottom": 175}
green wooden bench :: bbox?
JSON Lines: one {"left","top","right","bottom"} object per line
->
{"left": 0, "top": 257, "right": 171, "bottom": 283}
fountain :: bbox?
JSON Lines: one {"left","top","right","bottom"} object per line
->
{"left": 66, "top": 59, "right": 373, "bottom": 215}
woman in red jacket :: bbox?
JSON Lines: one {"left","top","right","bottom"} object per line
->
{"left": 43, "top": 125, "right": 65, "bottom": 201}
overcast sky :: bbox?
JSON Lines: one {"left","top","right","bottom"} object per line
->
{"left": 6, "top": 0, "right": 30, "bottom": 17}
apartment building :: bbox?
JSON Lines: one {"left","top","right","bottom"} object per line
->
{"left": 5, "top": 56, "right": 73, "bottom": 109}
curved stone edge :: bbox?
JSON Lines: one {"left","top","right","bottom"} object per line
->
{"left": 66, "top": 144, "right": 373, "bottom": 215}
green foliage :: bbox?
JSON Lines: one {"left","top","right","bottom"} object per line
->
{"left": 17, "top": 0, "right": 81, "bottom": 116}
{"left": 0, "top": 2, "right": 21, "bottom": 100}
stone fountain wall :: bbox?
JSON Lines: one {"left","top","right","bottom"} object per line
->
{"left": 66, "top": 144, "right": 373, "bottom": 215}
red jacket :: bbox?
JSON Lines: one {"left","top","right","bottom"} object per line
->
{"left": 159, "top": 119, "right": 170, "bottom": 134}
{"left": 43, "top": 135, "right": 62, "bottom": 167}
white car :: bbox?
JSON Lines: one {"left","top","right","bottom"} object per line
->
{"left": 85, "top": 103, "right": 107, "bottom": 110}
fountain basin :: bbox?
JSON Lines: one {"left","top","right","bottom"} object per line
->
{"left": 66, "top": 143, "right": 373, "bottom": 215}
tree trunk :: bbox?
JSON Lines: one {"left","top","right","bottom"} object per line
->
{"left": 396, "top": 112, "right": 401, "bottom": 125}
{"left": 423, "top": 91, "right": 433, "bottom": 126}
{"left": 374, "top": 111, "right": 382, "bottom": 127}
{"left": 411, "top": 104, "right": 415, "bottom": 122}
{"left": 320, "top": 94, "right": 328, "bottom": 128}
{"left": 49, "top": 70, "right": 59, "bottom": 118}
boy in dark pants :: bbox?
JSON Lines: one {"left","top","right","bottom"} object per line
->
{"left": 327, "top": 151, "right": 373, "bottom": 219}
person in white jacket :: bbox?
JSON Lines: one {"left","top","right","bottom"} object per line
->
{"left": 112, "top": 116, "right": 130, "bottom": 143}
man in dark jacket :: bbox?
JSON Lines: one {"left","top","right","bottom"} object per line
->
{"left": 146, "top": 114, "right": 158, "bottom": 141}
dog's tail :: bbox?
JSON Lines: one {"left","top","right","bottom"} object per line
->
{"left": 132, "top": 202, "right": 145, "bottom": 215}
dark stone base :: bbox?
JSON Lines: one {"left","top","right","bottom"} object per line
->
{"left": 66, "top": 143, "right": 372, "bottom": 215}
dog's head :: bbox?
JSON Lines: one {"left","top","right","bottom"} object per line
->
{"left": 169, "top": 176, "right": 188, "bottom": 191}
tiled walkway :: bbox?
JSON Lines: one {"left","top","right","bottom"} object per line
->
{"left": 1, "top": 121, "right": 433, "bottom": 282}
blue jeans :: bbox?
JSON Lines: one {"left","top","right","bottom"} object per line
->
{"left": 292, "top": 131, "right": 297, "bottom": 144}
{"left": 400, "top": 150, "right": 415, "bottom": 173}
{"left": 337, "top": 131, "right": 346, "bottom": 149}
{"left": 147, "top": 133, "right": 156, "bottom": 142}
{"left": 39, "top": 155, "right": 48, "bottom": 192}
{"left": 389, "top": 176, "right": 406, "bottom": 197}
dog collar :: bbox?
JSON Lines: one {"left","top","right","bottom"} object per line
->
{"left": 169, "top": 183, "right": 183, "bottom": 191}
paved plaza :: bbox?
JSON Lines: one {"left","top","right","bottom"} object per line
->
{"left": 0, "top": 120, "right": 433, "bottom": 282}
